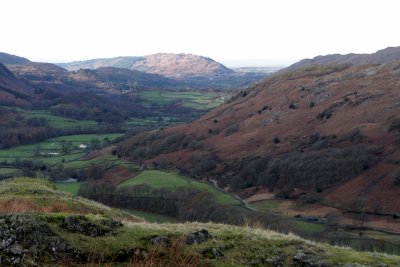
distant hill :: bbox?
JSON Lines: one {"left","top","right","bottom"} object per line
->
{"left": 59, "top": 53, "right": 234, "bottom": 78}
{"left": 0, "top": 52, "right": 30, "bottom": 65}
{"left": 284, "top": 46, "right": 400, "bottom": 71}
{"left": 59, "top": 53, "right": 267, "bottom": 89}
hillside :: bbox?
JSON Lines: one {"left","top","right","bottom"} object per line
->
{"left": 1, "top": 178, "right": 399, "bottom": 266}
{"left": 285, "top": 46, "right": 400, "bottom": 72}
{"left": 116, "top": 61, "right": 400, "bottom": 231}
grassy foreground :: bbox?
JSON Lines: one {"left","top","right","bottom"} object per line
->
{"left": 1, "top": 177, "right": 399, "bottom": 266}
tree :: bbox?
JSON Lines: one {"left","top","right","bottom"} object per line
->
{"left": 60, "top": 141, "right": 72, "bottom": 154}
{"left": 325, "top": 211, "right": 340, "bottom": 236}
{"left": 34, "top": 145, "right": 41, "bottom": 157}
{"left": 344, "top": 197, "right": 368, "bottom": 227}
{"left": 90, "top": 139, "right": 101, "bottom": 150}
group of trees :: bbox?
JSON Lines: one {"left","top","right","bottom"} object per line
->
{"left": 78, "top": 182, "right": 292, "bottom": 231}
{"left": 116, "top": 132, "right": 207, "bottom": 161}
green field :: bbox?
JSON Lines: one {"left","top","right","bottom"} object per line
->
{"left": 251, "top": 200, "right": 283, "bottom": 211}
{"left": 294, "top": 220, "right": 325, "bottom": 234}
{"left": 118, "top": 170, "right": 241, "bottom": 205}
{"left": 24, "top": 111, "right": 98, "bottom": 129}
{"left": 55, "top": 182, "right": 82, "bottom": 196}
{"left": 138, "top": 90, "right": 230, "bottom": 111}
{"left": 125, "top": 209, "right": 177, "bottom": 223}
{"left": 2, "top": 107, "right": 98, "bottom": 130}
{"left": 0, "top": 133, "right": 124, "bottom": 166}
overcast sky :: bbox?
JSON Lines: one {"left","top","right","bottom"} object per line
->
{"left": 1, "top": 0, "right": 399, "bottom": 66}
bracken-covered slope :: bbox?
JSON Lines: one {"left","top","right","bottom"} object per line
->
{"left": 117, "top": 62, "right": 400, "bottom": 216}
{"left": 284, "top": 46, "right": 400, "bottom": 72}
{"left": 1, "top": 178, "right": 399, "bottom": 266}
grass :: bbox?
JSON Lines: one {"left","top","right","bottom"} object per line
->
{"left": 294, "top": 220, "right": 325, "bottom": 234}
{"left": 0, "top": 177, "right": 140, "bottom": 220}
{"left": 125, "top": 209, "right": 177, "bottom": 223}
{"left": 0, "top": 167, "right": 20, "bottom": 175}
{"left": 118, "top": 170, "right": 241, "bottom": 206}
{"left": 2, "top": 107, "right": 98, "bottom": 130}
{"left": 55, "top": 182, "right": 82, "bottom": 196}
{"left": 24, "top": 112, "right": 98, "bottom": 129}
{"left": 251, "top": 199, "right": 282, "bottom": 211}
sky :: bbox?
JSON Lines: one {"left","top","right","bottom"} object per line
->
{"left": 1, "top": 0, "right": 400, "bottom": 66}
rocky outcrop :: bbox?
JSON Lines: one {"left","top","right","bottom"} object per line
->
{"left": 0, "top": 214, "right": 77, "bottom": 265}
{"left": 62, "top": 215, "right": 122, "bottom": 237}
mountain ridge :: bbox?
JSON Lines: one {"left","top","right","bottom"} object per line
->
{"left": 284, "top": 46, "right": 400, "bottom": 72}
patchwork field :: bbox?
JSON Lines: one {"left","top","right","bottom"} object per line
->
{"left": 138, "top": 90, "right": 230, "bottom": 110}
{"left": 118, "top": 170, "right": 242, "bottom": 206}
{"left": 2, "top": 107, "right": 99, "bottom": 130}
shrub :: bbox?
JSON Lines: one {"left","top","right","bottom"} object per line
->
{"left": 318, "top": 109, "right": 332, "bottom": 120}
{"left": 393, "top": 169, "right": 400, "bottom": 185}
{"left": 225, "top": 125, "right": 240, "bottom": 135}
{"left": 273, "top": 136, "right": 281, "bottom": 144}
{"left": 388, "top": 117, "right": 400, "bottom": 132}
{"left": 289, "top": 103, "right": 297, "bottom": 109}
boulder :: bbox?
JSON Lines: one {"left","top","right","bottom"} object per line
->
{"left": 186, "top": 229, "right": 211, "bottom": 245}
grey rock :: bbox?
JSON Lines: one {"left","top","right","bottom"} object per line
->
{"left": 150, "top": 236, "right": 169, "bottom": 247}
{"left": 186, "top": 229, "right": 211, "bottom": 245}
{"left": 293, "top": 250, "right": 327, "bottom": 267}
{"left": 10, "top": 244, "right": 23, "bottom": 255}
{"left": 62, "top": 215, "right": 121, "bottom": 237}
{"left": 201, "top": 247, "right": 224, "bottom": 259}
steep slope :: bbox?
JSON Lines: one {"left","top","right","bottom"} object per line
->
{"left": 116, "top": 62, "right": 400, "bottom": 217}
{"left": 0, "top": 52, "right": 30, "bottom": 65}
{"left": 1, "top": 178, "right": 399, "bottom": 266}
{"left": 285, "top": 46, "right": 400, "bottom": 72}
{"left": 0, "top": 63, "right": 34, "bottom": 106}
